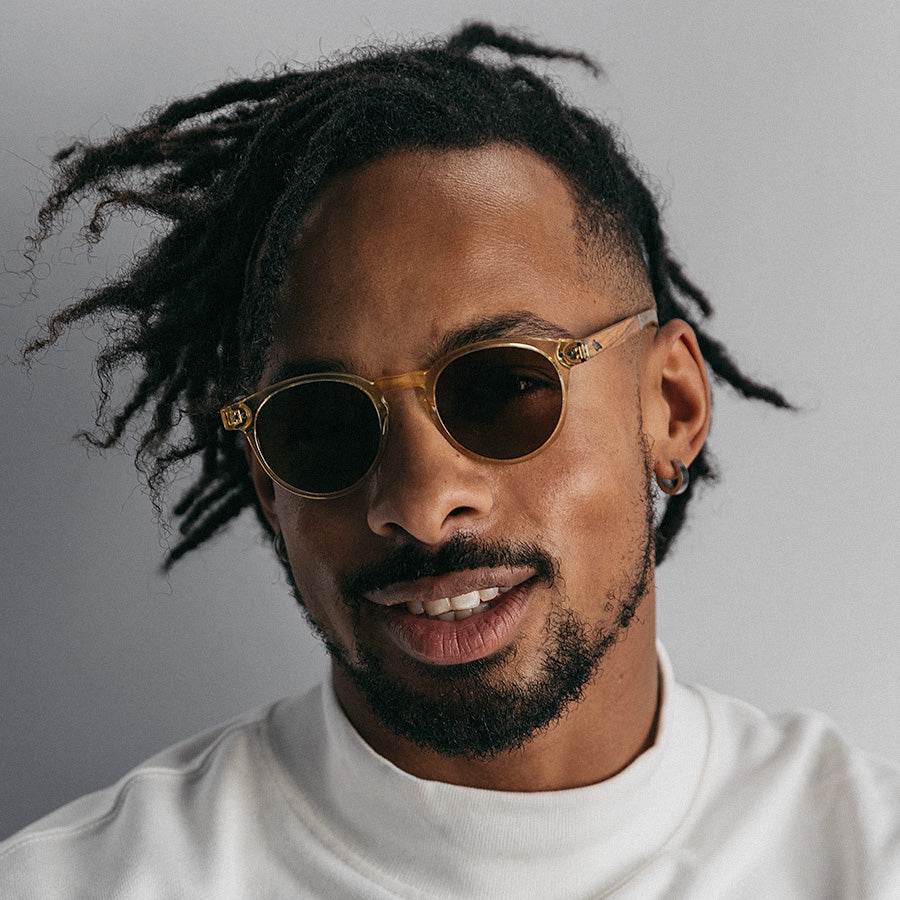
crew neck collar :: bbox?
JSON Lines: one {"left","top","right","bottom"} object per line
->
{"left": 268, "top": 643, "right": 709, "bottom": 897}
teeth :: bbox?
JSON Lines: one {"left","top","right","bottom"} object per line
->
{"left": 422, "top": 597, "right": 451, "bottom": 616}
{"left": 405, "top": 586, "right": 508, "bottom": 620}
{"left": 448, "top": 590, "right": 480, "bottom": 610}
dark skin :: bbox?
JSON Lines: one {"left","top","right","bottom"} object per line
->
{"left": 248, "top": 144, "right": 710, "bottom": 791}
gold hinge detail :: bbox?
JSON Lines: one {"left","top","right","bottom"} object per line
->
{"left": 558, "top": 341, "right": 589, "bottom": 367}
{"left": 221, "top": 404, "right": 250, "bottom": 430}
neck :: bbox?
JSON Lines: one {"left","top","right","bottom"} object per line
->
{"left": 332, "top": 603, "right": 659, "bottom": 792}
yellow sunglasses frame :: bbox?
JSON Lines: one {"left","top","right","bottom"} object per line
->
{"left": 221, "top": 308, "right": 658, "bottom": 498}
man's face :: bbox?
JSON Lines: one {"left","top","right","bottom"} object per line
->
{"left": 253, "top": 144, "right": 659, "bottom": 758}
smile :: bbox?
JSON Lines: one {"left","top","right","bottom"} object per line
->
{"left": 363, "top": 568, "right": 537, "bottom": 664}
{"left": 405, "top": 587, "right": 504, "bottom": 621}
{"left": 364, "top": 566, "right": 534, "bottom": 614}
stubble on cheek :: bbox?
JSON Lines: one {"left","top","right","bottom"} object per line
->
{"left": 276, "top": 465, "right": 655, "bottom": 761}
{"left": 267, "top": 401, "right": 657, "bottom": 758}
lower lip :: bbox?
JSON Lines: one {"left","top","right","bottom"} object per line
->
{"left": 377, "top": 585, "right": 531, "bottom": 665}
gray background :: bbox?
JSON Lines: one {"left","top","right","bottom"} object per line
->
{"left": 1, "top": 1, "right": 897, "bottom": 840}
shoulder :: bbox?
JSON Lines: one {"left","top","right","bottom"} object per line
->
{"left": 0, "top": 689, "right": 321, "bottom": 898}
{"left": 678, "top": 682, "right": 900, "bottom": 896}
{"left": 695, "top": 683, "right": 900, "bottom": 798}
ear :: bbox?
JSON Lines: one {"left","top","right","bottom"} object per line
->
{"left": 640, "top": 319, "right": 711, "bottom": 479}
{"left": 244, "top": 441, "right": 282, "bottom": 534}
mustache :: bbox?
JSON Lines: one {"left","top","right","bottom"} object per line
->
{"left": 342, "top": 533, "right": 560, "bottom": 598}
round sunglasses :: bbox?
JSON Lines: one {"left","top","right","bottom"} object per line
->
{"left": 221, "top": 308, "right": 658, "bottom": 498}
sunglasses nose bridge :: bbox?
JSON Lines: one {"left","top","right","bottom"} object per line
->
{"left": 372, "top": 370, "right": 431, "bottom": 407}
{"left": 371, "top": 368, "right": 442, "bottom": 442}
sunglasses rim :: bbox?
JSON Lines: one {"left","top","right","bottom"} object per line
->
{"left": 245, "top": 338, "right": 571, "bottom": 499}
{"left": 220, "top": 308, "right": 659, "bottom": 499}
{"left": 254, "top": 376, "right": 389, "bottom": 499}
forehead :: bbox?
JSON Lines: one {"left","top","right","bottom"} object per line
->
{"left": 268, "top": 144, "right": 628, "bottom": 376}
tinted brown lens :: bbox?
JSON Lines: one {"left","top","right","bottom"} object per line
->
{"left": 255, "top": 380, "right": 381, "bottom": 494}
{"left": 435, "top": 346, "right": 563, "bottom": 459}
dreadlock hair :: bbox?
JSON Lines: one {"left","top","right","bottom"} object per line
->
{"left": 22, "top": 23, "right": 791, "bottom": 567}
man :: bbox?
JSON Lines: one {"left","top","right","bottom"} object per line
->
{"left": 2, "top": 23, "right": 898, "bottom": 898}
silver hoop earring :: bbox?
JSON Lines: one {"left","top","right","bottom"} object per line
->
{"left": 656, "top": 460, "right": 689, "bottom": 496}
{"left": 273, "top": 531, "right": 289, "bottom": 563}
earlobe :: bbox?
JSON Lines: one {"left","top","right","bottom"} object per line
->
{"left": 642, "top": 319, "right": 711, "bottom": 477}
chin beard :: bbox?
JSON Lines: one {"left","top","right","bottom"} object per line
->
{"left": 285, "top": 446, "right": 656, "bottom": 760}
{"left": 340, "top": 602, "right": 636, "bottom": 760}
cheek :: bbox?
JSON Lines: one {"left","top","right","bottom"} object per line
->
{"left": 553, "top": 391, "right": 644, "bottom": 501}
{"left": 504, "top": 387, "right": 650, "bottom": 563}
{"left": 275, "top": 493, "right": 364, "bottom": 638}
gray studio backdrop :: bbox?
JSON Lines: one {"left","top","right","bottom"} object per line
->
{"left": 2, "top": 1, "right": 898, "bottom": 839}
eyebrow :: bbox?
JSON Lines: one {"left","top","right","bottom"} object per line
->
{"left": 431, "top": 311, "right": 574, "bottom": 359}
{"left": 268, "top": 310, "right": 574, "bottom": 385}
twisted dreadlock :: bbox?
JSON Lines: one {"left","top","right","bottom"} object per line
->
{"left": 21, "top": 23, "right": 790, "bottom": 567}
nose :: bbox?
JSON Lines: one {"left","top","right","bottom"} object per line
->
{"left": 365, "top": 392, "right": 495, "bottom": 544}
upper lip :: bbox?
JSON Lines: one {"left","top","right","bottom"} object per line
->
{"left": 365, "top": 567, "right": 536, "bottom": 607}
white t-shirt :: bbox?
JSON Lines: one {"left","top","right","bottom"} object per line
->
{"left": 2, "top": 646, "right": 898, "bottom": 898}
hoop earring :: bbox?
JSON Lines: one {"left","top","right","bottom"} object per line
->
{"left": 273, "top": 531, "right": 289, "bottom": 563}
{"left": 656, "top": 460, "right": 689, "bottom": 496}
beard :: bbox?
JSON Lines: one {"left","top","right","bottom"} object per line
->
{"left": 287, "top": 445, "right": 656, "bottom": 761}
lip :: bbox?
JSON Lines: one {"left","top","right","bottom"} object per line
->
{"left": 371, "top": 578, "right": 534, "bottom": 665}
{"left": 365, "top": 566, "right": 535, "bottom": 608}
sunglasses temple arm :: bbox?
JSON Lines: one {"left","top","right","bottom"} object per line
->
{"left": 584, "top": 309, "right": 658, "bottom": 359}
{"left": 563, "top": 308, "right": 658, "bottom": 365}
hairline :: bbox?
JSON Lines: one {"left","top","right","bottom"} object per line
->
{"left": 244, "top": 141, "right": 655, "bottom": 386}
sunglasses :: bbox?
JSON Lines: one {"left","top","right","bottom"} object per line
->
{"left": 221, "top": 308, "right": 658, "bottom": 498}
